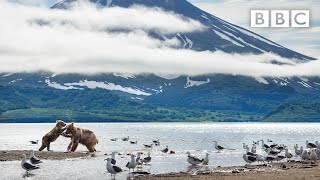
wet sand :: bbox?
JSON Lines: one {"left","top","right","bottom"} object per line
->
{"left": 0, "top": 150, "right": 91, "bottom": 161}
{"left": 135, "top": 161, "right": 320, "bottom": 180}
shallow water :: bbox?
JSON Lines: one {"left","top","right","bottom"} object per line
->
{"left": 1, "top": 122, "right": 320, "bottom": 180}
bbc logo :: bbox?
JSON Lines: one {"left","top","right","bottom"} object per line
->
{"left": 251, "top": 10, "right": 310, "bottom": 28}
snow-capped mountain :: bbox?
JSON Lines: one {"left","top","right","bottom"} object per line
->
{"left": 1, "top": 0, "right": 319, "bottom": 122}
{"left": 52, "top": 0, "right": 315, "bottom": 60}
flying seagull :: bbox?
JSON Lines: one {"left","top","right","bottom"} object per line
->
{"left": 105, "top": 158, "right": 122, "bottom": 179}
{"left": 21, "top": 154, "right": 39, "bottom": 176}
{"left": 29, "top": 150, "right": 42, "bottom": 164}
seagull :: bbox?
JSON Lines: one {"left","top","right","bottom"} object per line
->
{"left": 301, "top": 150, "right": 310, "bottom": 160}
{"left": 316, "top": 141, "right": 320, "bottom": 148}
{"left": 143, "top": 144, "right": 153, "bottom": 148}
{"left": 21, "top": 154, "right": 39, "bottom": 176}
{"left": 110, "top": 138, "right": 117, "bottom": 141}
{"left": 29, "top": 150, "right": 42, "bottom": 164}
{"left": 265, "top": 156, "right": 275, "bottom": 163}
{"left": 267, "top": 139, "right": 273, "bottom": 143}
{"left": 153, "top": 139, "right": 160, "bottom": 144}
{"left": 186, "top": 152, "right": 203, "bottom": 165}
{"left": 251, "top": 144, "right": 257, "bottom": 154}
{"left": 285, "top": 149, "right": 293, "bottom": 160}
{"left": 294, "top": 145, "right": 302, "bottom": 156}
{"left": 245, "top": 145, "right": 257, "bottom": 156}
{"left": 161, "top": 145, "right": 169, "bottom": 153}
{"left": 260, "top": 140, "right": 270, "bottom": 149}
{"left": 122, "top": 136, "right": 129, "bottom": 141}
{"left": 310, "top": 149, "right": 317, "bottom": 162}
{"left": 111, "top": 152, "right": 117, "bottom": 165}
{"left": 213, "top": 141, "right": 225, "bottom": 151}
{"left": 243, "top": 154, "right": 256, "bottom": 165}
{"left": 105, "top": 158, "right": 122, "bottom": 179}
{"left": 202, "top": 153, "right": 209, "bottom": 165}
{"left": 136, "top": 152, "right": 142, "bottom": 163}
{"left": 275, "top": 155, "right": 285, "bottom": 162}
{"left": 256, "top": 154, "right": 265, "bottom": 164}
{"left": 126, "top": 154, "right": 137, "bottom": 171}
{"left": 306, "top": 140, "right": 317, "bottom": 148}
{"left": 242, "top": 143, "right": 247, "bottom": 149}
{"left": 129, "top": 141, "right": 137, "bottom": 144}
{"left": 267, "top": 148, "right": 281, "bottom": 156}
{"left": 141, "top": 152, "right": 152, "bottom": 164}
{"left": 30, "top": 140, "right": 39, "bottom": 145}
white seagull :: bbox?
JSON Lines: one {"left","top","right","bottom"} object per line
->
{"left": 294, "top": 145, "right": 302, "bottom": 156}
{"left": 111, "top": 152, "right": 117, "bottom": 165}
{"left": 161, "top": 145, "right": 169, "bottom": 153}
{"left": 310, "top": 149, "right": 317, "bottom": 162}
{"left": 301, "top": 150, "right": 310, "bottom": 160}
{"left": 186, "top": 152, "right": 203, "bottom": 165}
{"left": 141, "top": 152, "right": 152, "bottom": 164}
{"left": 29, "top": 150, "right": 42, "bottom": 164}
{"left": 213, "top": 141, "right": 225, "bottom": 151}
{"left": 284, "top": 149, "right": 293, "bottom": 160}
{"left": 105, "top": 158, "right": 122, "bottom": 178}
{"left": 202, "top": 153, "right": 210, "bottom": 165}
{"left": 126, "top": 154, "right": 137, "bottom": 171}
{"left": 21, "top": 154, "right": 39, "bottom": 176}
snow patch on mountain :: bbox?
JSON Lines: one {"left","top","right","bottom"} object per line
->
{"left": 2, "top": 73, "right": 14, "bottom": 77}
{"left": 298, "top": 81, "right": 312, "bottom": 89}
{"left": 65, "top": 80, "right": 151, "bottom": 96}
{"left": 177, "top": 33, "right": 193, "bottom": 49}
{"left": 214, "top": 30, "right": 244, "bottom": 47}
{"left": 255, "top": 77, "right": 269, "bottom": 85}
{"left": 8, "top": 79, "right": 22, "bottom": 84}
{"left": 45, "top": 79, "right": 80, "bottom": 90}
{"left": 184, "top": 76, "right": 210, "bottom": 88}
{"left": 113, "top": 73, "right": 135, "bottom": 79}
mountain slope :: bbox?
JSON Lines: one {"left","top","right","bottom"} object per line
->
{"left": 52, "top": 0, "right": 315, "bottom": 60}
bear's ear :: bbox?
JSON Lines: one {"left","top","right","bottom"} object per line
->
{"left": 70, "top": 122, "right": 74, "bottom": 126}
{"left": 56, "top": 120, "right": 60, "bottom": 123}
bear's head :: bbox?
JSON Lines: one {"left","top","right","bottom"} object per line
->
{"left": 65, "top": 122, "right": 77, "bottom": 135}
{"left": 56, "top": 120, "right": 66, "bottom": 128}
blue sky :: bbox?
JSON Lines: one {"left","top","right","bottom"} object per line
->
{"left": 9, "top": 0, "right": 320, "bottom": 57}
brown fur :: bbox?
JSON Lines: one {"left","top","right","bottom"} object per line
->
{"left": 65, "top": 122, "right": 98, "bottom": 152}
{"left": 39, "top": 120, "right": 66, "bottom": 151}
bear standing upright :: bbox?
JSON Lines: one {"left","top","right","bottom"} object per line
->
{"left": 39, "top": 120, "right": 66, "bottom": 151}
{"left": 64, "top": 122, "right": 99, "bottom": 152}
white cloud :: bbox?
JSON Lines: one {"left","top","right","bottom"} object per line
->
{"left": 0, "top": 1, "right": 319, "bottom": 77}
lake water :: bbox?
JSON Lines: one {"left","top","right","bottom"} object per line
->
{"left": 1, "top": 122, "right": 320, "bottom": 180}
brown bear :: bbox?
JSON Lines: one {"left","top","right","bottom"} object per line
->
{"left": 64, "top": 122, "right": 98, "bottom": 152}
{"left": 39, "top": 120, "right": 67, "bottom": 151}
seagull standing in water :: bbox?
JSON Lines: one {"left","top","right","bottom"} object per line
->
{"left": 213, "top": 141, "right": 225, "bottom": 151}
{"left": 186, "top": 152, "right": 203, "bottom": 165}
{"left": 202, "top": 153, "right": 210, "bottom": 165}
{"left": 306, "top": 140, "right": 317, "bottom": 148}
{"left": 141, "top": 152, "right": 152, "bottom": 164}
{"left": 126, "top": 154, "right": 137, "bottom": 171}
{"left": 21, "top": 154, "right": 39, "bottom": 176}
{"left": 29, "top": 150, "right": 42, "bottom": 164}
{"left": 105, "top": 158, "right": 122, "bottom": 179}
{"left": 161, "top": 145, "right": 169, "bottom": 154}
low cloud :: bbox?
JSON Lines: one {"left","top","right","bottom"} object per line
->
{"left": 0, "top": 1, "right": 319, "bottom": 77}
